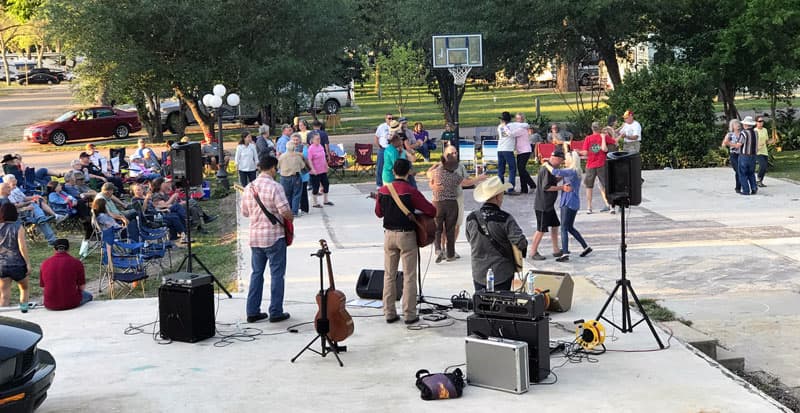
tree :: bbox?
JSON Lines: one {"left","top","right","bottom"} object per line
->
{"left": 0, "top": 6, "right": 23, "bottom": 85}
{"left": 46, "top": 0, "right": 355, "bottom": 140}
{"left": 376, "top": 42, "right": 426, "bottom": 115}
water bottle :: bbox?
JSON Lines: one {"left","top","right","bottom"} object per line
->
{"left": 526, "top": 270, "right": 536, "bottom": 294}
{"left": 486, "top": 269, "right": 495, "bottom": 292}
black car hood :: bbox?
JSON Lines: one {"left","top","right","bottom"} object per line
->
{"left": 0, "top": 316, "right": 42, "bottom": 360}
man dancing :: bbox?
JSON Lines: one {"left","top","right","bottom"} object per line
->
{"left": 529, "top": 149, "right": 566, "bottom": 261}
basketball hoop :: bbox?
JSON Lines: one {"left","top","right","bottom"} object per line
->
{"left": 449, "top": 65, "right": 472, "bottom": 86}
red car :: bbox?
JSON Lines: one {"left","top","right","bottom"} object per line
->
{"left": 23, "top": 107, "right": 142, "bottom": 146}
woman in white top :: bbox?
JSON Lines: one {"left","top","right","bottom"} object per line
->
{"left": 235, "top": 131, "right": 259, "bottom": 186}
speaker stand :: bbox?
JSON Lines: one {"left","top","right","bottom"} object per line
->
{"left": 416, "top": 247, "right": 448, "bottom": 313}
{"left": 595, "top": 203, "right": 664, "bottom": 349}
{"left": 176, "top": 179, "right": 232, "bottom": 298}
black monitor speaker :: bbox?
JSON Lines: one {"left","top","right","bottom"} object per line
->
{"left": 605, "top": 151, "right": 642, "bottom": 207}
{"left": 171, "top": 142, "right": 204, "bottom": 186}
{"left": 159, "top": 283, "right": 215, "bottom": 343}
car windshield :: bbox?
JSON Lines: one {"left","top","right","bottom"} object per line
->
{"left": 54, "top": 111, "right": 76, "bottom": 122}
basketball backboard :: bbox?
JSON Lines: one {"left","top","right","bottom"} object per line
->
{"left": 432, "top": 34, "right": 483, "bottom": 68}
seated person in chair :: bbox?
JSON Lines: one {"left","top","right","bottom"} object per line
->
{"left": 4, "top": 175, "right": 63, "bottom": 223}
{"left": 79, "top": 152, "right": 124, "bottom": 193}
{"left": 39, "top": 239, "right": 92, "bottom": 311}
{"left": 128, "top": 154, "right": 161, "bottom": 182}
{"left": 1, "top": 182, "right": 57, "bottom": 246}
{"left": 91, "top": 198, "right": 125, "bottom": 231}
{"left": 151, "top": 178, "right": 214, "bottom": 234}
{"left": 130, "top": 183, "right": 184, "bottom": 241}
{"left": 201, "top": 133, "right": 231, "bottom": 172}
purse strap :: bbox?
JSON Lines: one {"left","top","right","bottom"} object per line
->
{"left": 385, "top": 182, "right": 418, "bottom": 224}
{"left": 251, "top": 186, "right": 283, "bottom": 228}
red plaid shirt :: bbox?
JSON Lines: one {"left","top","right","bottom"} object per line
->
{"left": 241, "top": 173, "right": 291, "bottom": 248}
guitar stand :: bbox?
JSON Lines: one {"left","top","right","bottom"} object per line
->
{"left": 291, "top": 248, "right": 347, "bottom": 367}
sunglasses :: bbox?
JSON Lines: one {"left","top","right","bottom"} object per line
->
{"left": 757, "top": 120, "right": 764, "bottom": 122}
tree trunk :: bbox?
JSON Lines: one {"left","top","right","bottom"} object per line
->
{"left": 375, "top": 63, "right": 381, "bottom": 98}
{"left": 594, "top": 37, "right": 622, "bottom": 87}
{"left": 556, "top": 61, "right": 578, "bottom": 92}
{"left": 174, "top": 85, "right": 214, "bottom": 138}
{"left": 36, "top": 43, "right": 44, "bottom": 68}
{"left": 146, "top": 92, "right": 164, "bottom": 142}
{"left": 769, "top": 90, "right": 778, "bottom": 146}
{"left": 0, "top": 40, "right": 9, "bottom": 87}
{"left": 433, "top": 70, "right": 465, "bottom": 127}
{"left": 718, "top": 80, "right": 739, "bottom": 121}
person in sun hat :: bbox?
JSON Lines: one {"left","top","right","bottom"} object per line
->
{"left": 466, "top": 176, "right": 528, "bottom": 292}
{"left": 737, "top": 116, "right": 759, "bottom": 195}
{"left": 617, "top": 110, "right": 642, "bottom": 153}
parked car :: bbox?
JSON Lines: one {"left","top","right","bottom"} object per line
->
{"left": 159, "top": 99, "right": 262, "bottom": 134}
{"left": 25, "top": 68, "right": 68, "bottom": 82}
{"left": 18, "top": 73, "right": 60, "bottom": 85}
{"left": 0, "top": 316, "right": 56, "bottom": 413}
{"left": 24, "top": 107, "right": 142, "bottom": 146}
{"left": 311, "top": 84, "right": 354, "bottom": 114}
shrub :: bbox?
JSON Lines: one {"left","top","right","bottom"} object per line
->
{"left": 607, "top": 64, "right": 717, "bottom": 169}
{"left": 775, "top": 107, "right": 800, "bottom": 151}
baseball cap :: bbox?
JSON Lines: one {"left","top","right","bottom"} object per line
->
{"left": 53, "top": 238, "right": 70, "bottom": 252}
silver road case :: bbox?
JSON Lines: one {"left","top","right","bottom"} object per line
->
{"left": 465, "top": 335, "right": 530, "bottom": 394}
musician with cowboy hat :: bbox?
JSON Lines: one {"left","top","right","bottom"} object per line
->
{"left": 466, "top": 176, "right": 528, "bottom": 292}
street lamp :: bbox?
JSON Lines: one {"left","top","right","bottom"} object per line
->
{"left": 203, "top": 84, "right": 239, "bottom": 191}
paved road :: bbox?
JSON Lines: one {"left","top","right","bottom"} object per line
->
{"left": 0, "top": 84, "right": 74, "bottom": 141}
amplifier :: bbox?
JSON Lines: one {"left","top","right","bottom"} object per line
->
{"left": 467, "top": 315, "right": 550, "bottom": 382}
{"left": 162, "top": 272, "right": 212, "bottom": 288}
{"left": 159, "top": 283, "right": 215, "bottom": 343}
{"left": 465, "top": 336, "right": 529, "bottom": 394}
{"left": 473, "top": 290, "right": 546, "bottom": 321}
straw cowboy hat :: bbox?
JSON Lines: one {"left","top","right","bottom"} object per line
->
{"left": 473, "top": 176, "right": 512, "bottom": 203}
{"left": 741, "top": 116, "right": 757, "bottom": 126}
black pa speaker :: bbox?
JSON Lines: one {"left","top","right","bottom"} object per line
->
{"left": 605, "top": 151, "right": 642, "bottom": 207}
{"left": 159, "top": 283, "right": 215, "bottom": 343}
{"left": 467, "top": 315, "right": 550, "bottom": 382}
{"left": 356, "top": 269, "right": 403, "bottom": 300}
{"left": 170, "top": 142, "right": 204, "bottom": 186}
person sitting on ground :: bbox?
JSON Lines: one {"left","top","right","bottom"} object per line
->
{"left": 466, "top": 177, "right": 528, "bottom": 292}
{"left": 39, "top": 238, "right": 92, "bottom": 311}
{"left": 0, "top": 203, "right": 32, "bottom": 310}
{"left": 128, "top": 154, "right": 161, "bottom": 182}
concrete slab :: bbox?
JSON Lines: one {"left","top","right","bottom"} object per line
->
{"left": 10, "top": 276, "right": 785, "bottom": 413}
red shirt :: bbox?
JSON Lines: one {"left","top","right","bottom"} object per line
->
{"left": 39, "top": 251, "right": 86, "bottom": 310}
{"left": 582, "top": 133, "right": 617, "bottom": 169}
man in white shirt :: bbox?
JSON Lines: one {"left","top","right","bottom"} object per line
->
{"left": 84, "top": 143, "right": 109, "bottom": 174}
{"left": 617, "top": 110, "right": 642, "bottom": 153}
{"left": 374, "top": 113, "right": 393, "bottom": 188}
{"left": 496, "top": 111, "right": 528, "bottom": 195}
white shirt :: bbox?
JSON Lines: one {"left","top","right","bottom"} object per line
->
{"left": 375, "top": 122, "right": 390, "bottom": 148}
{"left": 9, "top": 187, "right": 26, "bottom": 204}
{"left": 235, "top": 143, "right": 259, "bottom": 172}
{"left": 619, "top": 120, "right": 642, "bottom": 142}
{"left": 497, "top": 122, "right": 528, "bottom": 152}
{"left": 89, "top": 150, "right": 109, "bottom": 173}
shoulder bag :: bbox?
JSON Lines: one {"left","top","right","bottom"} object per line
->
{"left": 386, "top": 183, "right": 435, "bottom": 248}
{"left": 251, "top": 186, "right": 294, "bottom": 246}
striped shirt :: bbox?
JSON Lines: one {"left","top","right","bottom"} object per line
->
{"left": 739, "top": 128, "right": 758, "bottom": 156}
{"left": 241, "top": 174, "right": 291, "bottom": 248}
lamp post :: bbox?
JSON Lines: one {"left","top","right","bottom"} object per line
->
{"left": 203, "top": 84, "right": 240, "bottom": 191}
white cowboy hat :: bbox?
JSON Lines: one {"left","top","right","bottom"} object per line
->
{"left": 741, "top": 116, "right": 757, "bottom": 126}
{"left": 473, "top": 176, "right": 512, "bottom": 203}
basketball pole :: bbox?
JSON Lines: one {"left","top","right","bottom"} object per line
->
{"left": 453, "top": 79, "right": 460, "bottom": 151}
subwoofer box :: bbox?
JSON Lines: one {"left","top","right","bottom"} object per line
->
{"left": 355, "top": 269, "right": 403, "bottom": 300}
{"left": 466, "top": 315, "right": 550, "bottom": 382}
{"left": 159, "top": 283, "right": 215, "bottom": 343}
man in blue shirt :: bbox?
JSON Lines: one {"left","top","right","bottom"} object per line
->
{"left": 275, "top": 125, "right": 292, "bottom": 156}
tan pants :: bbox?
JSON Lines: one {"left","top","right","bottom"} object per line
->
{"left": 383, "top": 230, "right": 418, "bottom": 320}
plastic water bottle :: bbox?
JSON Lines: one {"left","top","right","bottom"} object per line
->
{"left": 526, "top": 270, "right": 536, "bottom": 294}
{"left": 486, "top": 269, "right": 495, "bottom": 292}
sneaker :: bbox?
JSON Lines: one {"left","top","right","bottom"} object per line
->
{"left": 446, "top": 256, "right": 458, "bottom": 262}
{"left": 553, "top": 251, "right": 563, "bottom": 258}
{"left": 20, "top": 302, "right": 29, "bottom": 313}
{"left": 610, "top": 208, "right": 616, "bottom": 215}
{"left": 599, "top": 206, "right": 611, "bottom": 213}
{"left": 435, "top": 252, "right": 445, "bottom": 263}
{"left": 586, "top": 209, "right": 594, "bottom": 215}
{"left": 55, "top": 214, "right": 68, "bottom": 223}
{"left": 269, "top": 312, "right": 291, "bottom": 323}
{"left": 324, "top": 201, "right": 334, "bottom": 206}
{"left": 580, "top": 247, "right": 593, "bottom": 257}
{"left": 555, "top": 255, "right": 570, "bottom": 262}
{"left": 453, "top": 252, "right": 461, "bottom": 259}
{"left": 404, "top": 317, "right": 420, "bottom": 325}
{"left": 757, "top": 181, "right": 767, "bottom": 187}
{"left": 247, "top": 313, "right": 269, "bottom": 323}
{"left": 386, "top": 315, "right": 400, "bottom": 324}
{"left": 506, "top": 190, "right": 520, "bottom": 196}
{"left": 531, "top": 252, "right": 546, "bottom": 261}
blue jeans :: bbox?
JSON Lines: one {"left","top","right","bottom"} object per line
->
{"left": 729, "top": 153, "right": 740, "bottom": 192}
{"left": 417, "top": 144, "right": 430, "bottom": 161}
{"left": 375, "top": 147, "right": 385, "bottom": 187}
{"left": 247, "top": 238, "right": 287, "bottom": 317}
{"left": 560, "top": 206, "right": 587, "bottom": 254}
{"left": 756, "top": 154, "right": 768, "bottom": 181}
{"left": 280, "top": 175, "right": 302, "bottom": 215}
{"left": 738, "top": 155, "right": 757, "bottom": 195}
{"left": 37, "top": 222, "right": 56, "bottom": 244}
{"left": 79, "top": 290, "right": 93, "bottom": 306}
{"left": 497, "top": 151, "right": 517, "bottom": 191}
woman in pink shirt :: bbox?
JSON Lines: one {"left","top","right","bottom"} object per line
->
{"left": 308, "top": 133, "right": 333, "bottom": 207}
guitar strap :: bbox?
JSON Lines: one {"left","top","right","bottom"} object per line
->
{"left": 251, "top": 186, "right": 283, "bottom": 228}
{"left": 469, "top": 209, "right": 522, "bottom": 272}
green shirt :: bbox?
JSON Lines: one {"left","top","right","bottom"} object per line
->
{"left": 382, "top": 146, "right": 406, "bottom": 185}
{"left": 756, "top": 127, "right": 769, "bottom": 156}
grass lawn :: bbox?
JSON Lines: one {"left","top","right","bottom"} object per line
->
{"left": 771, "top": 149, "right": 800, "bottom": 182}
{"left": 11, "top": 175, "right": 238, "bottom": 307}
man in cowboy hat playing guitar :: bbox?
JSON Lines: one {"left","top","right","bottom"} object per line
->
{"left": 466, "top": 176, "right": 528, "bottom": 292}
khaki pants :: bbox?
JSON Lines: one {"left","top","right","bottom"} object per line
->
{"left": 623, "top": 140, "right": 641, "bottom": 153}
{"left": 383, "top": 230, "right": 418, "bottom": 320}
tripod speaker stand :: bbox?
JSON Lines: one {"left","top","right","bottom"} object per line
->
{"left": 416, "top": 248, "right": 448, "bottom": 313}
{"left": 596, "top": 151, "right": 663, "bottom": 348}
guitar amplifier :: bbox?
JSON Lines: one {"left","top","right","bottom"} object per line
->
{"left": 162, "top": 271, "right": 212, "bottom": 288}
{"left": 465, "top": 336, "right": 529, "bottom": 394}
{"left": 159, "top": 283, "right": 215, "bottom": 343}
{"left": 473, "top": 290, "right": 546, "bottom": 321}
{"left": 467, "top": 315, "right": 550, "bottom": 382}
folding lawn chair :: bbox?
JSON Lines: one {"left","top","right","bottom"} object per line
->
{"left": 481, "top": 140, "right": 499, "bottom": 173}
{"left": 354, "top": 143, "right": 376, "bottom": 176}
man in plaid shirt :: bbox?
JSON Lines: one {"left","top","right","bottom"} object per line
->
{"left": 241, "top": 156, "right": 294, "bottom": 323}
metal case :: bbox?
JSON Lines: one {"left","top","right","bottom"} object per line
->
{"left": 465, "top": 335, "right": 530, "bottom": 394}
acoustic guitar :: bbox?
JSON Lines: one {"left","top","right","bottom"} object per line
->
{"left": 314, "top": 239, "right": 354, "bottom": 343}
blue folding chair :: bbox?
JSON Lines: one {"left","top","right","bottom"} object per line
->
{"left": 99, "top": 227, "right": 148, "bottom": 298}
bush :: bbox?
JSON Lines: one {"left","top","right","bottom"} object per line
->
{"left": 607, "top": 64, "right": 718, "bottom": 169}
{"left": 775, "top": 107, "right": 800, "bottom": 151}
